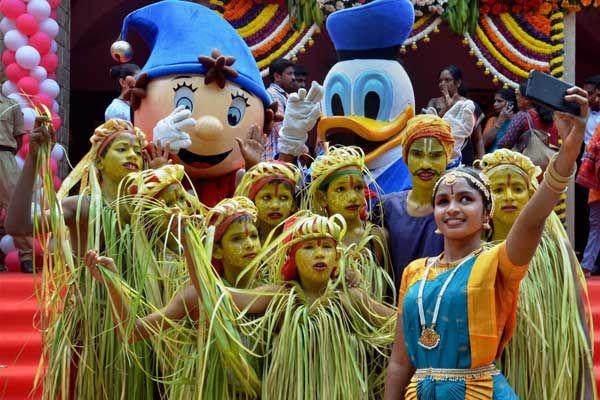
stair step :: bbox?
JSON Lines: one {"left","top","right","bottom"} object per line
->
{"left": 0, "top": 331, "right": 43, "bottom": 365}
{"left": 0, "top": 273, "right": 41, "bottom": 300}
{"left": 0, "top": 300, "right": 40, "bottom": 331}
{"left": 0, "top": 364, "right": 43, "bottom": 398}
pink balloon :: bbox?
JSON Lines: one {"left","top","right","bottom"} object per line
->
{"left": 51, "top": 113, "right": 61, "bottom": 130}
{"left": 5, "top": 250, "right": 21, "bottom": 271}
{"left": 28, "top": 31, "right": 51, "bottom": 54}
{"left": 2, "top": 49, "right": 16, "bottom": 66}
{"left": 15, "top": 13, "right": 38, "bottom": 35}
{"left": 40, "top": 52, "right": 58, "bottom": 72}
{"left": 0, "top": 0, "right": 26, "bottom": 20}
{"left": 50, "top": 9, "right": 56, "bottom": 19}
{"left": 47, "top": 72, "right": 56, "bottom": 80}
{"left": 5, "top": 62, "right": 28, "bottom": 83}
{"left": 53, "top": 175, "right": 61, "bottom": 190}
{"left": 17, "top": 76, "right": 40, "bottom": 95}
{"left": 17, "top": 142, "right": 29, "bottom": 158}
{"left": 22, "top": 133, "right": 30, "bottom": 144}
{"left": 34, "top": 92, "right": 52, "bottom": 108}
{"left": 47, "top": 0, "right": 59, "bottom": 8}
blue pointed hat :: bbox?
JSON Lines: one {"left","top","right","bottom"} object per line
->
{"left": 120, "top": 0, "right": 272, "bottom": 106}
{"left": 326, "top": 0, "right": 415, "bottom": 60}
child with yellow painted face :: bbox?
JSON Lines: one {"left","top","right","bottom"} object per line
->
{"left": 305, "top": 146, "right": 394, "bottom": 302}
{"left": 235, "top": 161, "right": 302, "bottom": 243}
{"left": 380, "top": 114, "right": 455, "bottom": 286}
{"left": 478, "top": 149, "right": 595, "bottom": 400}
{"left": 84, "top": 212, "right": 395, "bottom": 399}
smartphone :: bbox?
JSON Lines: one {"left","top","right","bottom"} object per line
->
{"left": 525, "top": 70, "right": 580, "bottom": 116}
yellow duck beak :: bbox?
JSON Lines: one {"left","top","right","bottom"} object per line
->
{"left": 317, "top": 105, "right": 414, "bottom": 163}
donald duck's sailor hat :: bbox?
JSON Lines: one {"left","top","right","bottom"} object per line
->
{"left": 326, "top": 0, "right": 415, "bottom": 61}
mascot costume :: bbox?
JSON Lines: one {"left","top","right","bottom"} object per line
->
{"left": 317, "top": 0, "right": 416, "bottom": 194}
{"left": 112, "top": 0, "right": 276, "bottom": 206}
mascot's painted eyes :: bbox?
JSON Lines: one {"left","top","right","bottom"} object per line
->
{"left": 325, "top": 72, "right": 351, "bottom": 117}
{"left": 173, "top": 82, "right": 197, "bottom": 111}
{"left": 227, "top": 92, "right": 250, "bottom": 126}
{"left": 354, "top": 71, "right": 393, "bottom": 121}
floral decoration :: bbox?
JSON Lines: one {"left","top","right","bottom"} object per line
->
{"left": 412, "top": 0, "right": 447, "bottom": 17}
{"left": 210, "top": 0, "right": 318, "bottom": 76}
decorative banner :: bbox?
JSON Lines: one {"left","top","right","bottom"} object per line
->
{"left": 210, "top": 0, "right": 318, "bottom": 76}
{"left": 463, "top": 12, "right": 564, "bottom": 88}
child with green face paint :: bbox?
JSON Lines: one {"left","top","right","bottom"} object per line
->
{"left": 235, "top": 161, "right": 302, "bottom": 243}
{"left": 478, "top": 149, "right": 595, "bottom": 400}
{"left": 381, "top": 114, "right": 455, "bottom": 286}
{"left": 305, "top": 146, "right": 393, "bottom": 302}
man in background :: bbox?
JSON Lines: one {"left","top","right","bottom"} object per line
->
{"left": 293, "top": 64, "right": 308, "bottom": 91}
{"left": 0, "top": 92, "right": 32, "bottom": 273}
{"left": 264, "top": 58, "right": 295, "bottom": 160}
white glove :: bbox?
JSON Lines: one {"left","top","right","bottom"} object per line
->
{"left": 278, "top": 81, "right": 324, "bottom": 157}
{"left": 153, "top": 106, "right": 197, "bottom": 152}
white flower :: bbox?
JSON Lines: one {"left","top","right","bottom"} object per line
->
{"left": 415, "top": 9, "right": 424, "bottom": 16}
{"left": 335, "top": 1, "right": 344, "bottom": 9}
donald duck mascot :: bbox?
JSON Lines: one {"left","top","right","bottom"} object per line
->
{"left": 317, "top": 0, "right": 416, "bottom": 193}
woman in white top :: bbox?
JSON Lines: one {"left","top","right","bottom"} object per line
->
{"left": 104, "top": 63, "right": 139, "bottom": 122}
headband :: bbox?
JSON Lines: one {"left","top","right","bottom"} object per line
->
{"left": 433, "top": 170, "right": 495, "bottom": 217}
{"left": 248, "top": 176, "right": 297, "bottom": 200}
{"left": 318, "top": 166, "right": 362, "bottom": 191}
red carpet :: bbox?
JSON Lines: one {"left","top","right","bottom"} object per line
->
{"left": 0, "top": 273, "right": 42, "bottom": 400}
{"left": 588, "top": 277, "right": 600, "bottom": 391}
{"left": 0, "top": 273, "right": 599, "bottom": 398}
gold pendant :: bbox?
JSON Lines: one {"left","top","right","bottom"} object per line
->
{"left": 418, "top": 327, "right": 440, "bottom": 350}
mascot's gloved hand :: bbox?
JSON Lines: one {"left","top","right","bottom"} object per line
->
{"left": 153, "top": 106, "right": 197, "bottom": 153}
{"left": 278, "top": 81, "right": 324, "bottom": 157}
{"left": 443, "top": 99, "right": 475, "bottom": 159}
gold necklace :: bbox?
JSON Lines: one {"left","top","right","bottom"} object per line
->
{"left": 416, "top": 247, "right": 483, "bottom": 350}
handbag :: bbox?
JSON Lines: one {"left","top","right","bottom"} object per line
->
{"left": 576, "top": 137, "right": 600, "bottom": 190}
{"left": 511, "top": 112, "right": 558, "bottom": 171}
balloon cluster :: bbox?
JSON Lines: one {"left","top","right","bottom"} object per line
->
{"left": 1, "top": 0, "right": 61, "bottom": 131}
{"left": 0, "top": 0, "right": 62, "bottom": 271}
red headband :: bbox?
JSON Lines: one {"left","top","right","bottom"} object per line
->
{"left": 212, "top": 212, "right": 248, "bottom": 242}
{"left": 97, "top": 129, "right": 135, "bottom": 156}
{"left": 248, "top": 176, "right": 296, "bottom": 200}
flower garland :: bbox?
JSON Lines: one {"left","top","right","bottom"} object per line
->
{"left": 401, "top": 14, "right": 443, "bottom": 52}
{"left": 318, "top": 0, "right": 369, "bottom": 15}
{"left": 479, "top": 0, "right": 599, "bottom": 15}
{"left": 462, "top": 11, "right": 564, "bottom": 88}
{"left": 210, "top": 0, "right": 318, "bottom": 77}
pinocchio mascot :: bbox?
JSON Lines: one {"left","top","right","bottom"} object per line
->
{"left": 317, "top": 0, "right": 416, "bottom": 194}
{"left": 111, "top": 0, "right": 277, "bottom": 206}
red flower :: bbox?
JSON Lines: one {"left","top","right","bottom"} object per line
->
{"left": 481, "top": 5, "right": 491, "bottom": 13}
{"left": 512, "top": 5, "right": 523, "bottom": 12}
{"left": 492, "top": 3, "right": 503, "bottom": 13}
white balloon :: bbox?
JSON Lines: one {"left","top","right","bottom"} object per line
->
{"left": 0, "top": 17, "right": 16, "bottom": 34}
{"left": 38, "top": 18, "right": 58, "bottom": 38}
{"left": 22, "top": 107, "right": 37, "bottom": 131}
{"left": 15, "top": 156, "right": 24, "bottom": 170}
{"left": 40, "top": 78, "right": 59, "bottom": 98}
{"left": 27, "top": 0, "right": 51, "bottom": 21}
{"left": 30, "top": 66, "right": 47, "bottom": 81}
{"left": 52, "top": 99, "right": 59, "bottom": 113}
{"left": 2, "top": 81, "right": 18, "bottom": 97}
{"left": 50, "top": 39, "right": 57, "bottom": 53}
{"left": 51, "top": 143, "right": 63, "bottom": 161}
{"left": 4, "top": 30, "right": 28, "bottom": 52}
{"left": 16, "top": 46, "right": 41, "bottom": 70}
{"left": 0, "top": 235, "right": 16, "bottom": 254}
{"left": 8, "top": 93, "right": 29, "bottom": 108}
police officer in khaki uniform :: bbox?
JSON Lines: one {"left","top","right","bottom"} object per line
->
{"left": 0, "top": 94, "right": 33, "bottom": 273}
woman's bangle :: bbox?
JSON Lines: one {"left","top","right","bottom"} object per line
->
{"left": 542, "top": 175, "right": 568, "bottom": 194}
{"left": 546, "top": 153, "right": 575, "bottom": 183}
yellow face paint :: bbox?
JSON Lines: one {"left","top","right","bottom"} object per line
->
{"left": 219, "top": 219, "right": 262, "bottom": 273}
{"left": 489, "top": 167, "right": 530, "bottom": 226}
{"left": 407, "top": 137, "right": 446, "bottom": 190}
{"left": 324, "top": 173, "right": 365, "bottom": 220}
{"left": 254, "top": 182, "right": 296, "bottom": 228}
{"left": 98, "top": 132, "right": 144, "bottom": 183}
{"left": 295, "top": 238, "right": 338, "bottom": 288}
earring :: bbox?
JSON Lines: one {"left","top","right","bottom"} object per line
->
{"left": 483, "top": 222, "right": 491, "bottom": 230}
{"left": 434, "top": 228, "right": 442, "bottom": 234}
